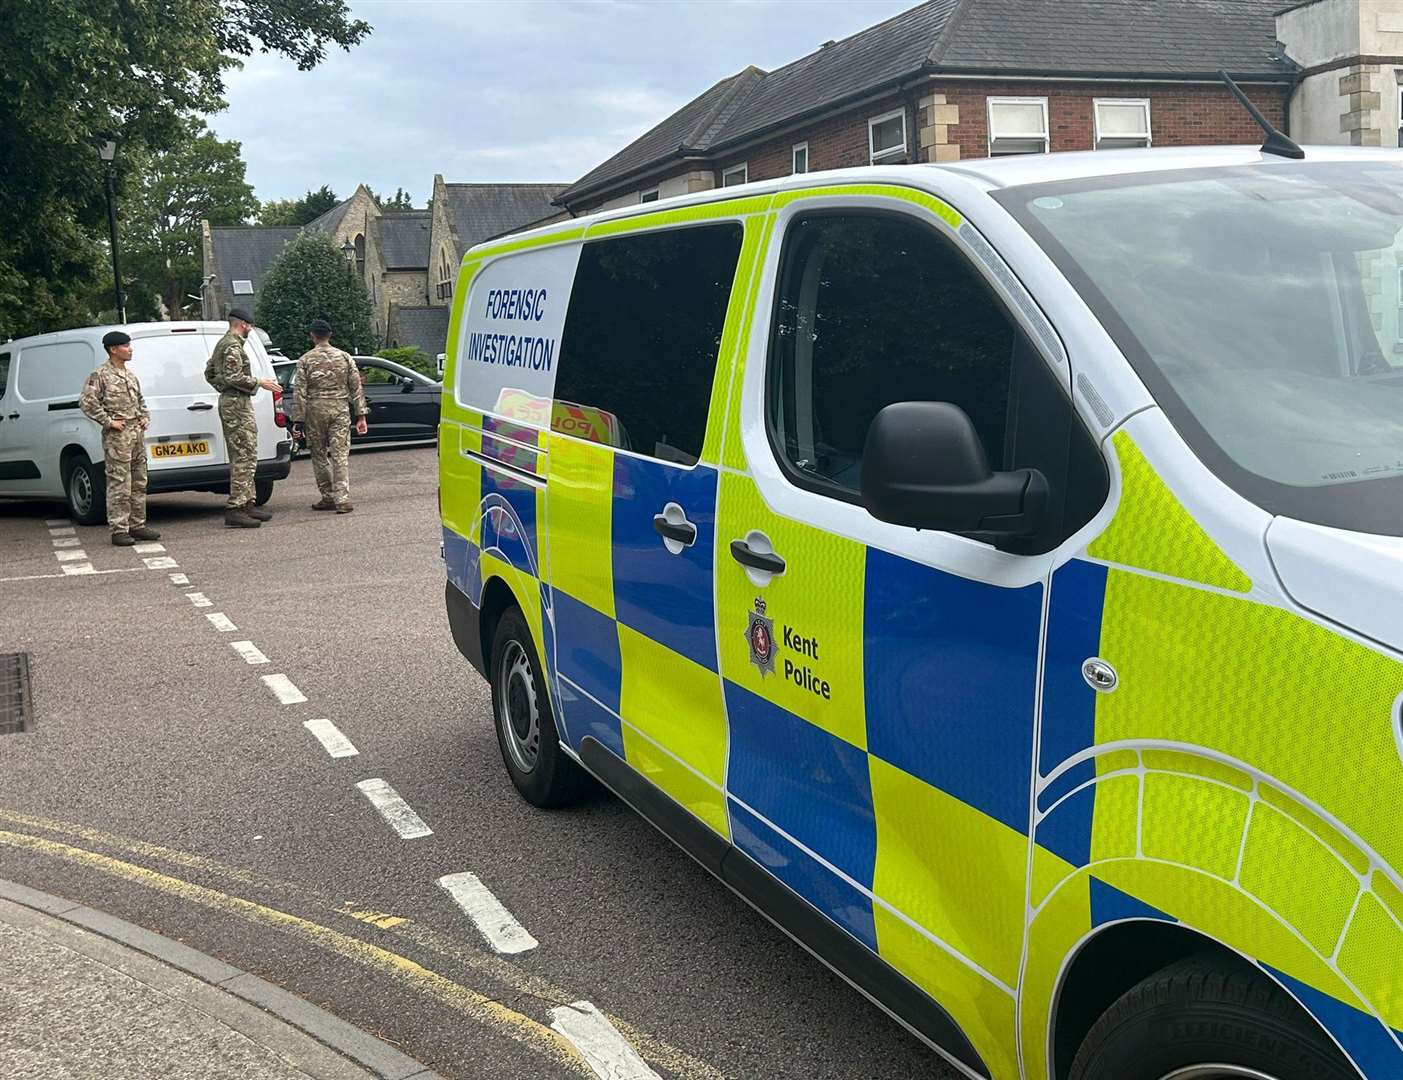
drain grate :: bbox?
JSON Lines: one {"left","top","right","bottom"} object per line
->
{"left": 0, "top": 653, "right": 33, "bottom": 735}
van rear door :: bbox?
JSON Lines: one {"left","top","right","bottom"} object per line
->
{"left": 133, "top": 330, "right": 226, "bottom": 472}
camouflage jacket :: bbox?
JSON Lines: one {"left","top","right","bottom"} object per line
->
{"left": 79, "top": 361, "right": 148, "bottom": 429}
{"left": 205, "top": 330, "right": 259, "bottom": 396}
{"left": 291, "top": 343, "right": 368, "bottom": 421}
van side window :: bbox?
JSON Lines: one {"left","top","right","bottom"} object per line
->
{"left": 15, "top": 341, "right": 97, "bottom": 401}
{"left": 555, "top": 223, "right": 743, "bottom": 466}
{"left": 0, "top": 352, "right": 9, "bottom": 400}
{"left": 767, "top": 212, "right": 1107, "bottom": 553}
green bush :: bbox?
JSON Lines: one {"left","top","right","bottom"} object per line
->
{"left": 255, "top": 232, "right": 376, "bottom": 358}
{"left": 376, "top": 346, "right": 438, "bottom": 379}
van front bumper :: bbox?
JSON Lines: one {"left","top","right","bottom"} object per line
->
{"left": 146, "top": 440, "right": 293, "bottom": 493}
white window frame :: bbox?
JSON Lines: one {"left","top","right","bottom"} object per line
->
{"left": 721, "top": 163, "right": 748, "bottom": 187}
{"left": 639, "top": 188, "right": 660, "bottom": 203}
{"left": 868, "top": 109, "right": 907, "bottom": 163}
{"left": 987, "top": 96, "right": 1050, "bottom": 156}
{"left": 1093, "top": 98, "right": 1152, "bottom": 150}
{"left": 232, "top": 279, "right": 254, "bottom": 295}
{"left": 792, "top": 142, "right": 810, "bottom": 175}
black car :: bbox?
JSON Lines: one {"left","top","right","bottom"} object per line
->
{"left": 278, "top": 356, "right": 441, "bottom": 451}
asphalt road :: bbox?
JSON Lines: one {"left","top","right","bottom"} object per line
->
{"left": 0, "top": 444, "right": 960, "bottom": 1080}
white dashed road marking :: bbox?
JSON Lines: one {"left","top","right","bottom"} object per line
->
{"left": 48, "top": 527, "right": 76, "bottom": 537}
{"left": 185, "top": 592, "right": 213, "bottom": 608}
{"left": 437, "top": 872, "right": 538, "bottom": 955}
{"left": 230, "top": 640, "right": 269, "bottom": 665}
{"left": 44, "top": 518, "right": 71, "bottom": 527}
{"left": 0, "top": 568, "right": 144, "bottom": 584}
{"left": 548, "top": 1001, "right": 661, "bottom": 1080}
{"left": 51, "top": 537, "right": 81, "bottom": 548}
{"left": 303, "top": 719, "right": 359, "bottom": 759}
{"left": 205, "top": 613, "right": 237, "bottom": 632}
{"left": 133, "top": 542, "right": 165, "bottom": 554}
{"left": 356, "top": 779, "right": 433, "bottom": 840}
{"left": 143, "top": 556, "right": 179, "bottom": 570}
{"left": 260, "top": 674, "right": 307, "bottom": 704}
{"left": 61, "top": 564, "right": 95, "bottom": 576}
{"left": 54, "top": 550, "right": 88, "bottom": 562}
{"left": 169, "top": 573, "right": 189, "bottom": 585}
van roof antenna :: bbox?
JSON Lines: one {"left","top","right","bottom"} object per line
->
{"left": 1219, "top": 70, "right": 1304, "bottom": 160}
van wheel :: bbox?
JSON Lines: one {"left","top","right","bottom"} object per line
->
{"left": 1069, "top": 957, "right": 1357, "bottom": 1080}
{"left": 66, "top": 453, "right": 106, "bottom": 526}
{"left": 489, "top": 607, "right": 591, "bottom": 808}
{"left": 254, "top": 479, "right": 274, "bottom": 506}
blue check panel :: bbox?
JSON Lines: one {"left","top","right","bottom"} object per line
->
{"left": 612, "top": 455, "right": 719, "bottom": 673}
{"left": 442, "top": 527, "right": 481, "bottom": 605}
{"left": 553, "top": 589, "right": 622, "bottom": 715}
{"left": 481, "top": 467, "right": 539, "bottom": 577}
{"left": 1269, "top": 968, "right": 1403, "bottom": 1080}
{"left": 863, "top": 547, "right": 1043, "bottom": 835}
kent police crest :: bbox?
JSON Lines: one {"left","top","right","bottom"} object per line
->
{"left": 746, "top": 597, "right": 776, "bottom": 677}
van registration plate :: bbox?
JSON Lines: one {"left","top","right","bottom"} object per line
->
{"left": 151, "top": 440, "right": 209, "bottom": 459}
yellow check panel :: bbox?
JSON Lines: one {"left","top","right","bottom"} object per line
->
{"left": 545, "top": 434, "right": 614, "bottom": 618}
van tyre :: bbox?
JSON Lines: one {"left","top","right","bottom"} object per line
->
{"left": 66, "top": 453, "right": 106, "bottom": 526}
{"left": 1069, "top": 956, "right": 1357, "bottom": 1080}
{"left": 489, "top": 607, "right": 591, "bottom": 808}
{"left": 254, "top": 479, "right": 274, "bottom": 506}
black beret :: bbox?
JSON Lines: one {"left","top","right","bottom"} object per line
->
{"left": 101, "top": 330, "right": 131, "bottom": 349}
{"left": 227, "top": 307, "right": 254, "bottom": 323}
{"left": 309, "top": 318, "right": 333, "bottom": 337}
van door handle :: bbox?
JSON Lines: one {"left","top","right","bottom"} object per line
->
{"left": 730, "top": 539, "right": 785, "bottom": 576}
{"left": 653, "top": 513, "right": 697, "bottom": 547}
{"left": 187, "top": 403, "right": 214, "bottom": 411}
{"left": 4, "top": 413, "right": 17, "bottom": 420}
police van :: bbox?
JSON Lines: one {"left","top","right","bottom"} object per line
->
{"left": 0, "top": 321, "right": 291, "bottom": 522}
{"left": 439, "top": 146, "right": 1403, "bottom": 1080}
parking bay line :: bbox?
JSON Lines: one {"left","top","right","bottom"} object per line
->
{"left": 169, "top": 573, "right": 189, "bottom": 585}
{"left": 133, "top": 542, "right": 165, "bottom": 554}
{"left": 51, "top": 537, "right": 81, "bottom": 549}
{"left": 47, "top": 527, "right": 76, "bottom": 537}
{"left": 206, "top": 613, "right": 236, "bottom": 633}
{"left": 304, "top": 719, "right": 358, "bottom": 758}
{"left": 54, "top": 550, "right": 88, "bottom": 562}
{"left": 43, "top": 518, "right": 72, "bottom": 527}
{"left": 230, "top": 641, "right": 269, "bottom": 665}
{"left": 355, "top": 779, "right": 432, "bottom": 840}
{"left": 549, "top": 1001, "right": 661, "bottom": 1080}
{"left": 186, "top": 592, "right": 213, "bottom": 608}
{"left": 61, "top": 563, "right": 95, "bottom": 576}
{"left": 0, "top": 567, "right": 145, "bottom": 584}
{"left": 260, "top": 674, "right": 306, "bottom": 704}
{"left": 143, "top": 556, "right": 179, "bottom": 570}
{"left": 437, "top": 872, "right": 538, "bottom": 955}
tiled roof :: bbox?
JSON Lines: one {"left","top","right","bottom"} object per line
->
{"left": 305, "top": 194, "right": 355, "bottom": 235}
{"left": 560, "top": 0, "right": 1298, "bottom": 205}
{"left": 207, "top": 226, "right": 301, "bottom": 316}
{"left": 379, "top": 211, "right": 431, "bottom": 270}
{"left": 444, "top": 184, "right": 571, "bottom": 257}
{"left": 387, "top": 305, "right": 450, "bottom": 357}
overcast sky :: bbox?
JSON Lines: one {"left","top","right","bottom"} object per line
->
{"left": 215, "top": 0, "right": 915, "bottom": 205}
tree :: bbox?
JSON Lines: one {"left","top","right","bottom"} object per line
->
{"left": 258, "top": 185, "right": 341, "bottom": 226}
{"left": 0, "top": 0, "right": 369, "bottom": 339}
{"left": 118, "top": 119, "right": 259, "bottom": 321}
{"left": 370, "top": 187, "right": 415, "bottom": 211}
{"left": 255, "top": 233, "right": 375, "bottom": 357}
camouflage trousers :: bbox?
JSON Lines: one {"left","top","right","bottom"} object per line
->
{"left": 305, "top": 401, "right": 352, "bottom": 505}
{"left": 102, "top": 423, "right": 147, "bottom": 534}
{"left": 219, "top": 392, "right": 258, "bottom": 507}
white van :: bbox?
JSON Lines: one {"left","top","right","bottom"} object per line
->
{"left": 0, "top": 321, "right": 292, "bottom": 523}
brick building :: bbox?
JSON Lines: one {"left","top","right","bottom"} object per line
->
{"left": 557, "top": 0, "right": 1366, "bottom": 215}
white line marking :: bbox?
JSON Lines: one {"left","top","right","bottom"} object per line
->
{"left": 303, "top": 719, "right": 359, "bottom": 759}
{"left": 169, "top": 573, "right": 189, "bottom": 585}
{"left": 54, "top": 550, "right": 88, "bottom": 562}
{"left": 61, "top": 563, "right": 95, "bottom": 576}
{"left": 206, "top": 613, "right": 237, "bottom": 632}
{"left": 133, "top": 542, "right": 166, "bottom": 554}
{"left": 51, "top": 537, "right": 81, "bottom": 548}
{"left": 143, "top": 556, "right": 178, "bottom": 570}
{"left": 355, "top": 779, "right": 433, "bottom": 840}
{"left": 548, "top": 1001, "right": 660, "bottom": 1080}
{"left": 230, "top": 640, "right": 269, "bottom": 665}
{"left": 44, "top": 518, "right": 71, "bottom": 527}
{"left": 437, "top": 872, "right": 538, "bottom": 954}
{"left": 0, "top": 568, "right": 144, "bottom": 584}
{"left": 260, "top": 674, "right": 306, "bottom": 704}
{"left": 48, "top": 527, "right": 76, "bottom": 537}
{"left": 185, "top": 591, "right": 213, "bottom": 608}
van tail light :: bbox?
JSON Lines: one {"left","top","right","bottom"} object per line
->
{"left": 272, "top": 391, "right": 288, "bottom": 428}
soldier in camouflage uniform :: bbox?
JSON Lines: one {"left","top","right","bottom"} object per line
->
{"left": 291, "top": 318, "right": 368, "bottom": 513}
{"left": 205, "top": 308, "right": 280, "bottom": 528}
{"left": 79, "top": 331, "right": 162, "bottom": 546}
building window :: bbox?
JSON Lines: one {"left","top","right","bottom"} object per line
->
{"left": 437, "top": 250, "right": 453, "bottom": 301}
{"left": 988, "top": 97, "right": 1049, "bottom": 156}
{"left": 232, "top": 279, "right": 254, "bottom": 296}
{"left": 868, "top": 109, "right": 906, "bottom": 162}
{"left": 792, "top": 142, "right": 809, "bottom": 174}
{"left": 354, "top": 233, "right": 366, "bottom": 280}
{"left": 1094, "top": 99, "right": 1152, "bottom": 150}
{"left": 722, "top": 163, "right": 748, "bottom": 187}
{"left": 640, "top": 189, "right": 660, "bottom": 203}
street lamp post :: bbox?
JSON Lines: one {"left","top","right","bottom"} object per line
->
{"left": 340, "top": 240, "right": 358, "bottom": 351}
{"left": 97, "top": 138, "right": 126, "bottom": 324}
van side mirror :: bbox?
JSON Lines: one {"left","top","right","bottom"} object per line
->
{"left": 860, "top": 401, "right": 1048, "bottom": 536}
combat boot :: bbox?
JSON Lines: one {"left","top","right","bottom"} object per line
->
{"left": 224, "top": 508, "right": 261, "bottom": 529}
{"left": 242, "top": 503, "right": 272, "bottom": 522}
{"left": 129, "top": 526, "right": 161, "bottom": 540}
{"left": 311, "top": 497, "right": 336, "bottom": 511}
{"left": 335, "top": 502, "right": 353, "bottom": 514}
{"left": 111, "top": 532, "right": 136, "bottom": 547}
